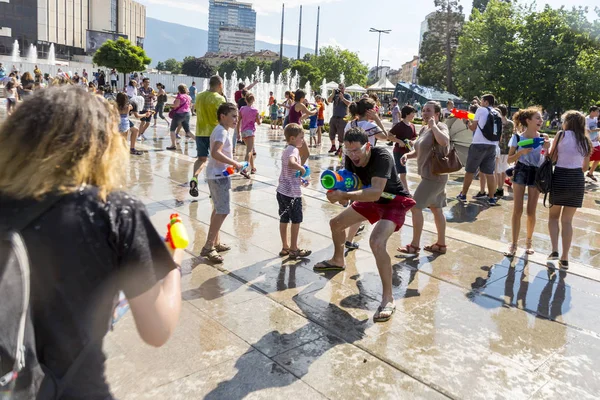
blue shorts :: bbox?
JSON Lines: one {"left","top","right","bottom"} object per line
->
{"left": 317, "top": 119, "right": 325, "bottom": 127}
{"left": 270, "top": 114, "right": 277, "bottom": 120}
{"left": 196, "top": 136, "right": 210, "bottom": 158}
{"left": 393, "top": 151, "right": 407, "bottom": 174}
{"left": 512, "top": 162, "right": 538, "bottom": 187}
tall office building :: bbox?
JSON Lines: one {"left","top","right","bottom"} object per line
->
{"left": 0, "top": 0, "right": 145, "bottom": 60}
{"left": 208, "top": 0, "right": 256, "bottom": 54}
{"left": 418, "top": 12, "right": 435, "bottom": 53}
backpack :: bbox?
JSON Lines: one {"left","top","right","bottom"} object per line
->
{"left": 479, "top": 107, "right": 503, "bottom": 142}
{"left": 0, "top": 196, "right": 93, "bottom": 399}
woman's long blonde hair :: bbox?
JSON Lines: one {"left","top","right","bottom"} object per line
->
{"left": 0, "top": 86, "right": 128, "bottom": 200}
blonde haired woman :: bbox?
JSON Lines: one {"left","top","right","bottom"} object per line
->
{"left": 0, "top": 86, "right": 182, "bottom": 397}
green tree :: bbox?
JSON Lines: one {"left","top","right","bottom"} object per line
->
{"left": 92, "top": 38, "right": 151, "bottom": 80}
{"left": 217, "top": 59, "right": 239, "bottom": 77}
{"left": 181, "top": 57, "right": 214, "bottom": 78}
{"left": 163, "top": 58, "right": 182, "bottom": 74}
{"left": 271, "top": 57, "right": 291, "bottom": 76}
{"left": 518, "top": 5, "right": 600, "bottom": 113}
{"left": 418, "top": 0, "right": 464, "bottom": 92}
{"left": 454, "top": 0, "right": 524, "bottom": 108}
{"left": 156, "top": 61, "right": 166, "bottom": 71}
{"left": 311, "top": 46, "right": 368, "bottom": 86}
{"left": 290, "top": 60, "right": 323, "bottom": 89}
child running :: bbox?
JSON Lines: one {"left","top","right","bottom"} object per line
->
{"left": 270, "top": 100, "right": 279, "bottom": 130}
{"left": 238, "top": 92, "right": 261, "bottom": 174}
{"left": 201, "top": 102, "right": 247, "bottom": 264}
{"left": 277, "top": 123, "right": 312, "bottom": 260}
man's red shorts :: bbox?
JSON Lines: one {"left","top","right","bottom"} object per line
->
{"left": 351, "top": 196, "right": 416, "bottom": 232}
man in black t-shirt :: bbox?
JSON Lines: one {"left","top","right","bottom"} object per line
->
{"left": 314, "top": 127, "right": 416, "bottom": 323}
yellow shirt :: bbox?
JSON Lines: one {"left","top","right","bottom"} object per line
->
{"left": 195, "top": 90, "right": 226, "bottom": 137}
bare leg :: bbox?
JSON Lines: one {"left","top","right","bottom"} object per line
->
{"left": 327, "top": 207, "right": 368, "bottom": 267}
{"left": 290, "top": 223, "right": 301, "bottom": 251}
{"left": 511, "top": 184, "right": 525, "bottom": 245}
{"left": 409, "top": 207, "right": 424, "bottom": 248}
{"left": 588, "top": 160, "right": 599, "bottom": 176}
{"left": 245, "top": 136, "right": 255, "bottom": 170}
{"left": 526, "top": 186, "right": 541, "bottom": 244}
{"left": 548, "top": 205, "right": 562, "bottom": 253}
{"left": 486, "top": 173, "right": 496, "bottom": 199}
{"left": 560, "top": 206, "right": 578, "bottom": 261}
{"left": 204, "top": 209, "right": 228, "bottom": 249}
{"left": 280, "top": 223, "right": 289, "bottom": 250}
{"left": 461, "top": 172, "right": 475, "bottom": 195}
{"left": 193, "top": 157, "right": 208, "bottom": 179}
{"left": 369, "top": 220, "right": 397, "bottom": 308}
{"left": 479, "top": 173, "right": 487, "bottom": 193}
{"left": 346, "top": 222, "right": 361, "bottom": 243}
{"left": 430, "top": 207, "right": 446, "bottom": 246}
{"left": 129, "top": 126, "right": 139, "bottom": 149}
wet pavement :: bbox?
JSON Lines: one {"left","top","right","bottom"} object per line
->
{"left": 105, "top": 121, "right": 600, "bottom": 399}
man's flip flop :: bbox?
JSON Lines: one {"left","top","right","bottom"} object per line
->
{"left": 373, "top": 304, "right": 396, "bottom": 323}
{"left": 313, "top": 260, "right": 345, "bottom": 272}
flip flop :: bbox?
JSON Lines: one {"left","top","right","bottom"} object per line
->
{"left": 313, "top": 260, "right": 345, "bottom": 272}
{"left": 373, "top": 304, "right": 396, "bottom": 323}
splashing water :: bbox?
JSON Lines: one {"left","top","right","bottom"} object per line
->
{"left": 27, "top": 44, "right": 37, "bottom": 64}
{"left": 48, "top": 44, "right": 56, "bottom": 65}
{"left": 11, "top": 40, "right": 20, "bottom": 62}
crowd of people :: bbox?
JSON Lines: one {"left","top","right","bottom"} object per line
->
{"left": 0, "top": 65, "right": 598, "bottom": 396}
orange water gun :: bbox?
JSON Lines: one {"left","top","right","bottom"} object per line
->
{"left": 165, "top": 213, "right": 189, "bottom": 249}
{"left": 450, "top": 108, "right": 475, "bottom": 120}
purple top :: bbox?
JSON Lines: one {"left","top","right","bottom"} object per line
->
{"left": 556, "top": 130, "right": 586, "bottom": 169}
{"left": 175, "top": 93, "right": 191, "bottom": 114}
{"left": 288, "top": 103, "right": 303, "bottom": 124}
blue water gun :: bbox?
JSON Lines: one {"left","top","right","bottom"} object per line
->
{"left": 222, "top": 161, "right": 249, "bottom": 177}
{"left": 295, "top": 165, "right": 310, "bottom": 185}
{"left": 320, "top": 169, "right": 368, "bottom": 192}
{"left": 517, "top": 137, "right": 545, "bottom": 149}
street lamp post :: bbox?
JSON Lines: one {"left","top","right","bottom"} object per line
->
{"left": 369, "top": 28, "right": 391, "bottom": 81}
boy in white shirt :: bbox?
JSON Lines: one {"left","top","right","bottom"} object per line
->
{"left": 585, "top": 106, "right": 600, "bottom": 181}
{"left": 201, "top": 102, "right": 247, "bottom": 263}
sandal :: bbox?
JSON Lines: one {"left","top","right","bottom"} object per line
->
{"left": 200, "top": 247, "right": 224, "bottom": 264}
{"left": 214, "top": 243, "right": 231, "bottom": 253}
{"left": 525, "top": 239, "right": 535, "bottom": 255}
{"left": 397, "top": 244, "right": 420, "bottom": 255}
{"left": 373, "top": 303, "right": 396, "bottom": 323}
{"left": 251, "top": 168, "right": 257, "bottom": 174}
{"left": 130, "top": 148, "right": 143, "bottom": 155}
{"left": 166, "top": 146, "right": 177, "bottom": 151}
{"left": 587, "top": 173, "right": 597, "bottom": 182}
{"left": 313, "top": 260, "right": 345, "bottom": 272}
{"left": 279, "top": 248, "right": 290, "bottom": 257}
{"left": 424, "top": 243, "right": 447, "bottom": 254}
{"left": 546, "top": 251, "right": 560, "bottom": 270}
{"left": 504, "top": 243, "right": 517, "bottom": 258}
{"left": 289, "top": 249, "right": 312, "bottom": 260}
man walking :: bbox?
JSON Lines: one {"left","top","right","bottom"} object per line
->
{"left": 327, "top": 83, "right": 352, "bottom": 156}
{"left": 457, "top": 94, "right": 501, "bottom": 206}
{"left": 189, "top": 75, "right": 226, "bottom": 197}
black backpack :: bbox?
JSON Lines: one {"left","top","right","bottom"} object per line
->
{"left": 0, "top": 196, "right": 93, "bottom": 399}
{"left": 479, "top": 107, "right": 503, "bottom": 142}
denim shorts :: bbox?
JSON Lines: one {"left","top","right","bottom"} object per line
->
{"left": 465, "top": 144, "right": 497, "bottom": 175}
{"left": 195, "top": 136, "right": 210, "bottom": 158}
{"left": 512, "top": 162, "right": 538, "bottom": 187}
{"left": 393, "top": 151, "right": 407, "bottom": 174}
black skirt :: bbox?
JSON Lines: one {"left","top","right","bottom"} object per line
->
{"left": 550, "top": 167, "right": 585, "bottom": 208}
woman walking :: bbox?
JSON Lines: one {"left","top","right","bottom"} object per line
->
{"left": 167, "top": 84, "right": 193, "bottom": 151}
{"left": 153, "top": 82, "right": 170, "bottom": 128}
{"left": 398, "top": 101, "right": 450, "bottom": 255}
{"left": 495, "top": 104, "right": 514, "bottom": 197}
{"left": 547, "top": 111, "right": 593, "bottom": 269}
{"left": 504, "top": 107, "right": 550, "bottom": 257}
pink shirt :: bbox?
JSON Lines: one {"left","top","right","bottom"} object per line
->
{"left": 277, "top": 145, "right": 302, "bottom": 198}
{"left": 175, "top": 93, "right": 191, "bottom": 114}
{"left": 240, "top": 106, "right": 259, "bottom": 132}
{"left": 556, "top": 130, "right": 586, "bottom": 169}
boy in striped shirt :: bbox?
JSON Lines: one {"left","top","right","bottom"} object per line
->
{"left": 277, "top": 123, "right": 312, "bottom": 260}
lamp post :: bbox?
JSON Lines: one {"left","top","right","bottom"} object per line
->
{"left": 369, "top": 28, "right": 391, "bottom": 81}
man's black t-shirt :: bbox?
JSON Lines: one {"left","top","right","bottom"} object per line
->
{"left": 0, "top": 186, "right": 176, "bottom": 399}
{"left": 344, "top": 147, "right": 410, "bottom": 203}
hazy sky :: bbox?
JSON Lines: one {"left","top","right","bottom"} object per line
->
{"left": 138, "top": 0, "right": 598, "bottom": 71}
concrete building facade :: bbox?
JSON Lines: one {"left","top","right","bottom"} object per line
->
{"left": 0, "top": 0, "right": 145, "bottom": 60}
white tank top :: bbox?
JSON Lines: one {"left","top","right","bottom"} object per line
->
{"left": 556, "top": 131, "right": 585, "bottom": 169}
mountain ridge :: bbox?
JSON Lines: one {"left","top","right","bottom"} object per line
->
{"left": 144, "top": 18, "right": 313, "bottom": 66}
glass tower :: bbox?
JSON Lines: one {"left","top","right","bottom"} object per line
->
{"left": 208, "top": 0, "right": 256, "bottom": 53}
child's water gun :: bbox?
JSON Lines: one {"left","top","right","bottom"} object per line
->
{"left": 517, "top": 137, "right": 545, "bottom": 149}
{"left": 320, "top": 169, "right": 368, "bottom": 192}
{"left": 403, "top": 139, "right": 413, "bottom": 151}
{"left": 223, "top": 161, "right": 249, "bottom": 177}
{"left": 450, "top": 108, "right": 475, "bottom": 120}
{"left": 295, "top": 165, "right": 310, "bottom": 185}
{"left": 165, "top": 213, "right": 189, "bottom": 249}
